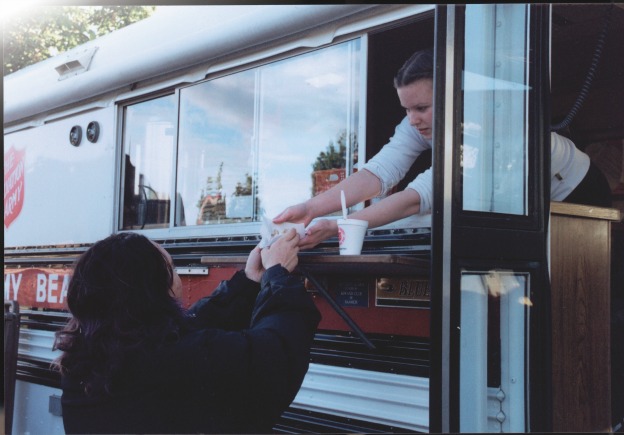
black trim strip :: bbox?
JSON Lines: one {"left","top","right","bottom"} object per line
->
{"left": 376, "top": 299, "right": 430, "bottom": 309}
{"left": 312, "top": 331, "right": 430, "bottom": 377}
{"left": 429, "top": 5, "right": 449, "bottom": 433}
{"left": 17, "top": 358, "right": 61, "bottom": 389}
{"left": 275, "top": 408, "right": 421, "bottom": 434}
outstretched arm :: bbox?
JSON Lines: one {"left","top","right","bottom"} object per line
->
{"left": 349, "top": 188, "right": 421, "bottom": 229}
{"left": 296, "top": 188, "right": 422, "bottom": 250}
{"left": 272, "top": 169, "right": 382, "bottom": 227}
{"left": 273, "top": 170, "right": 382, "bottom": 250}
{"left": 299, "top": 189, "right": 420, "bottom": 249}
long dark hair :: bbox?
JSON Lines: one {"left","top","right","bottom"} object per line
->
{"left": 394, "top": 48, "right": 434, "bottom": 88}
{"left": 53, "top": 233, "right": 189, "bottom": 395}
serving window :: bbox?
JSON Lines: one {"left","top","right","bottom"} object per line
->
{"left": 177, "top": 40, "right": 361, "bottom": 227}
{"left": 119, "top": 14, "right": 436, "bottom": 236}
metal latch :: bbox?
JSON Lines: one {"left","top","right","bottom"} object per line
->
{"left": 175, "top": 266, "right": 209, "bottom": 276}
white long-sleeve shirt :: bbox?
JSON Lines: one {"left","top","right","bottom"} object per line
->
{"left": 360, "top": 116, "right": 590, "bottom": 214}
{"left": 550, "top": 131, "right": 590, "bottom": 201}
{"left": 360, "top": 116, "right": 433, "bottom": 214}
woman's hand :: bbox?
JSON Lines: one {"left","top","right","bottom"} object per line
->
{"left": 261, "top": 228, "right": 300, "bottom": 272}
{"left": 298, "top": 219, "right": 338, "bottom": 250}
{"left": 272, "top": 202, "right": 313, "bottom": 227}
{"left": 244, "top": 245, "right": 265, "bottom": 282}
{"left": 273, "top": 170, "right": 382, "bottom": 243}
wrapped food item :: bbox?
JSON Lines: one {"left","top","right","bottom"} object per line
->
{"left": 259, "top": 216, "right": 305, "bottom": 248}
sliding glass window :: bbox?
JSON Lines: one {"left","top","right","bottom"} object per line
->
{"left": 176, "top": 40, "right": 361, "bottom": 227}
{"left": 119, "top": 39, "right": 360, "bottom": 232}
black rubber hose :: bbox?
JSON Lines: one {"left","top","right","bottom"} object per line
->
{"left": 551, "top": 5, "right": 612, "bottom": 132}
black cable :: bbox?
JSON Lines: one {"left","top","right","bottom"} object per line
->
{"left": 551, "top": 5, "right": 613, "bottom": 132}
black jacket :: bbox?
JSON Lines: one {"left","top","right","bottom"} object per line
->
{"left": 61, "top": 265, "right": 321, "bottom": 434}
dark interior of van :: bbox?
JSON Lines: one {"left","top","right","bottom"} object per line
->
{"left": 551, "top": 6, "right": 623, "bottom": 426}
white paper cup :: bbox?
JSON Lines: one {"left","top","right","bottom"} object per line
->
{"left": 337, "top": 218, "right": 368, "bottom": 255}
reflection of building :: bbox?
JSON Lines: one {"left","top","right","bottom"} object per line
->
{"left": 196, "top": 192, "right": 225, "bottom": 224}
{"left": 197, "top": 193, "right": 255, "bottom": 223}
{"left": 312, "top": 168, "right": 345, "bottom": 196}
{"left": 196, "top": 169, "right": 257, "bottom": 224}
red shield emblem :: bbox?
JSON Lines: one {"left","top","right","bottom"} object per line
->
{"left": 4, "top": 147, "right": 26, "bottom": 229}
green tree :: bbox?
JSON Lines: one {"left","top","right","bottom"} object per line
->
{"left": 312, "top": 130, "right": 358, "bottom": 171}
{"left": 233, "top": 173, "right": 253, "bottom": 196}
{"left": 3, "top": 6, "right": 155, "bottom": 75}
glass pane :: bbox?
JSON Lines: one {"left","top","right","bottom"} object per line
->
{"left": 121, "top": 95, "right": 177, "bottom": 230}
{"left": 177, "top": 70, "right": 255, "bottom": 226}
{"left": 176, "top": 39, "right": 360, "bottom": 226}
{"left": 256, "top": 40, "right": 360, "bottom": 217}
{"left": 460, "top": 270, "right": 530, "bottom": 432}
{"left": 462, "top": 4, "right": 529, "bottom": 214}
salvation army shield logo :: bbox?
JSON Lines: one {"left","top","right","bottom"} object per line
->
{"left": 4, "top": 147, "right": 26, "bottom": 229}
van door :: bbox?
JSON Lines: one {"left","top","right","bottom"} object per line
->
{"left": 430, "top": 4, "right": 551, "bottom": 432}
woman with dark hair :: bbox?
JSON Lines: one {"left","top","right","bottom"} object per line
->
{"left": 274, "top": 47, "right": 611, "bottom": 249}
{"left": 53, "top": 230, "right": 320, "bottom": 434}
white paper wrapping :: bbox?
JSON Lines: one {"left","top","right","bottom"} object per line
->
{"left": 259, "top": 216, "right": 306, "bottom": 248}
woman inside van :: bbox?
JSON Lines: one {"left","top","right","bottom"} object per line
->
{"left": 273, "top": 48, "right": 612, "bottom": 249}
{"left": 53, "top": 230, "right": 320, "bottom": 434}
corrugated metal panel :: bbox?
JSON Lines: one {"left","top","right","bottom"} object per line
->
{"left": 19, "top": 329, "right": 61, "bottom": 363}
{"left": 291, "top": 363, "right": 430, "bottom": 432}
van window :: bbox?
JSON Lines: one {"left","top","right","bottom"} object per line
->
{"left": 121, "top": 95, "right": 177, "bottom": 230}
{"left": 176, "top": 39, "right": 361, "bottom": 227}
{"left": 461, "top": 4, "right": 529, "bottom": 215}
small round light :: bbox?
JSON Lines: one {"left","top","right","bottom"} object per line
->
{"left": 70, "top": 126, "right": 82, "bottom": 146}
{"left": 86, "top": 121, "right": 100, "bottom": 143}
